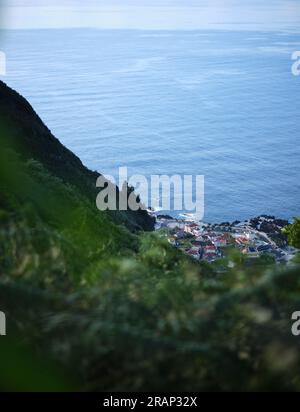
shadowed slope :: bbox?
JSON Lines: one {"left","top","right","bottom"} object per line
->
{"left": 0, "top": 80, "right": 154, "bottom": 231}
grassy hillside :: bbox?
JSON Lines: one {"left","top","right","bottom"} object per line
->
{"left": 1, "top": 81, "right": 300, "bottom": 391}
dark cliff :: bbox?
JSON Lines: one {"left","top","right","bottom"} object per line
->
{"left": 0, "top": 81, "right": 154, "bottom": 232}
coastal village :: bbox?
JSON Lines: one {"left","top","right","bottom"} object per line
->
{"left": 155, "top": 215, "right": 297, "bottom": 264}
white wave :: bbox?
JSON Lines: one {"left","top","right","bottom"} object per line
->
{"left": 112, "top": 57, "right": 164, "bottom": 74}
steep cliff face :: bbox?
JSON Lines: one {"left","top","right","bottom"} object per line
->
{"left": 0, "top": 81, "right": 154, "bottom": 231}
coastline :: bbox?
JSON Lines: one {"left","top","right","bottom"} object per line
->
{"left": 155, "top": 214, "right": 297, "bottom": 264}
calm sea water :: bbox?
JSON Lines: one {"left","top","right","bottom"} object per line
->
{"left": 1, "top": 29, "right": 300, "bottom": 221}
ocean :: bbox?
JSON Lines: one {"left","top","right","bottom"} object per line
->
{"left": 1, "top": 28, "right": 300, "bottom": 222}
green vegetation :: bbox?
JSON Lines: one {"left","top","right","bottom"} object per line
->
{"left": 283, "top": 218, "right": 300, "bottom": 249}
{"left": 1, "top": 81, "right": 300, "bottom": 391}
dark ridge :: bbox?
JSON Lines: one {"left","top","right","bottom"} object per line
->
{"left": 0, "top": 81, "right": 155, "bottom": 231}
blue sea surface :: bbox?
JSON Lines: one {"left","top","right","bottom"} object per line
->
{"left": 1, "top": 29, "right": 300, "bottom": 221}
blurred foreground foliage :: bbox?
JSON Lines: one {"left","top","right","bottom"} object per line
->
{"left": 283, "top": 218, "right": 300, "bottom": 249}
{"left": 1, "top": 130, "right": 300, "bottom": 391}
